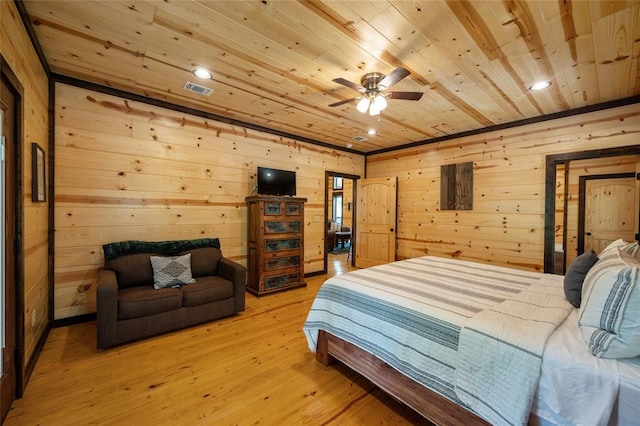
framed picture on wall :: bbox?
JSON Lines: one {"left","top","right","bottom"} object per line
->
{"left": 32, "top": 142, "right": 46, "bottom": 202}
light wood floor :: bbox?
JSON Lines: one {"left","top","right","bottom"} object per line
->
{"left": 6, "top": 254, "right": 429, "bottom": 425}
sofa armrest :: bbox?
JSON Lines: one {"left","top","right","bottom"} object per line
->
{"left": 96, "top": 269, "right": 119, "bottom": 349}
{"left": 219, "top": 258, "right": 247, "bottom": 312}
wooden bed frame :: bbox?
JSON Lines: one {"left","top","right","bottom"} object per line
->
{"left": 316, "top": 330, "right": 489, "bottom": 426}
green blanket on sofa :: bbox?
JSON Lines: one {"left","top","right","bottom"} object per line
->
{"left": 103, "top": 238, "right": 221, "bottom": 260}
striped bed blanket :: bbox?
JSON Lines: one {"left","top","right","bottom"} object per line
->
{"left": 302, "top": 256, "right": 572, "bottom": 425}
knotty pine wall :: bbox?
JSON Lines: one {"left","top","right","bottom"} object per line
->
{"left": 54, "top": 83, "right": 364, "bottom": 320}
{"left": 1, "top": 0, "right": 50, "bottom": 372}
{"left": 367, "top": 103, "right": 640, "bottom": 271}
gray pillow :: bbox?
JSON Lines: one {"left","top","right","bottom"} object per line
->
{"left": 150, "top": 253, "right": 196, "bottom": 289}
{"left": 564, "top": 249, "right": 598, "bottom": 308}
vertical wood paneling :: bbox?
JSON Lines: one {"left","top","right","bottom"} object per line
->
{"left": 367, "top": 103, "right": 640, "bottom": 271}
{"left": 53, "top": 83, "right": 364, "bottom": 319}
{"left": 1, "top": 0, "right": 50, "bottom": 375}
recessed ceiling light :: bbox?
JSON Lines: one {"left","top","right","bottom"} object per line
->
{"left": 529, "top": 80, "right": 551, "bottom": 91}
{"left": 367, "top": 129, "right": 377, "bottom": 136}
{"left": 193, "top": 68, "right": 213, "bottom": 79}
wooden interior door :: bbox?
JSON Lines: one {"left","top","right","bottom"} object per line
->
{"left": 1, "top": 74, "right": 17, "bottom": 422}
{"left": 585, "top": 177, "right": 636, "bottom": 253}
{"left": 355, "top": 177, "right": 397, "bottom": 268}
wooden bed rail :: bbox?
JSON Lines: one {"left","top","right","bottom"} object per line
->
{"left": 316, "top": 330, "right": 489, "bottom": 426}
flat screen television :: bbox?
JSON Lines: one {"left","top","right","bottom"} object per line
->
{"left": 257, "top": 166, "right": 296, "bottom": 196}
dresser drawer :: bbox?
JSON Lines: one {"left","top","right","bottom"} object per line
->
{"left": 264, "top": 255, "right": 300, "bottom": 271}
{"left": 264, "top": 221, "right": 301, "bottom": 234}
{"left": 265, "top": 238, "right": 301, "bottom": 252}
{"left": 264, "top": 273, "right": 302, "bottom": 290}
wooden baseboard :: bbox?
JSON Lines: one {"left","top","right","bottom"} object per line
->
{"left": 22, "top": 323, "right": 50, "bottom": 398}
{"left": 51, "top": 313, "right": 97, "bottom": 328}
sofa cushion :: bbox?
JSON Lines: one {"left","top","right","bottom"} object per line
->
{"left": 181, "top": 275, "right": 234, "bottom": 307}
{"left": 105, "top": 253, "right": 154, "bottom": 289}
{"left": 181, "top": 247, "right": 222, "bottom": 277}
{"left": 104, "top": 244, "right": 223, "bottom": 290}
{"left": 118, "top": 286, "right": 182, "bottom": 320}
{"left": 150, "top": 253, "right": 196, "bottom": 289}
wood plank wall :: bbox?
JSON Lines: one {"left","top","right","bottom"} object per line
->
{"left": 53, "top": 83, "right": 364, "bottom": 320}
{"left": 0, "top": 0, "right": 50, "bottom": 373}
{"left": 366, "top": 103, "right": 640, "bottom": 271}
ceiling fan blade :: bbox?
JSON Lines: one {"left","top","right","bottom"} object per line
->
{"left": 379, "top": 67, "right": 411, "bottom": 89}
{"left": 332, "top": 77, "right": 365, "bottom": 92}
{"left": 389, "top": 91, "right": 423, "bottom": 100}
{"left": 328, "top": 98, "right": 358, "bottom": 107}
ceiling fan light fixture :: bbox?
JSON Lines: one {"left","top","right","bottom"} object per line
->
{"left": 356, "top": 97, "right": 370, "bottom": 113}
{"left": 368, "top": 94, "right": 387, "bottom": 115}
{"left": 373, "top": 94, "right": 387, "bottom": 111}
{"left": 329, "top": 67, "right": 421, "bottom": 113}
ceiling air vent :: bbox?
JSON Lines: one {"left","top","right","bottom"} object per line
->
{"left": 352, "top": 135, "right": 368, "bottom": 142}
{"left": 183, "top": 81, "right": 214, "bottom": 96}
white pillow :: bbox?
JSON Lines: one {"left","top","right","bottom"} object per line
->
{"left": 598, "top": 239, "right": 639, "bottom": 260}
{"left": 578, "top": 248, "right": 640, "bottom": 358}
{"left": 150, "top": 253, "right": 196, "bottom": 289}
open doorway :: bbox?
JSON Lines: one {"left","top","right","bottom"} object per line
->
{"left": 545, "top": 146, "right": 640, "bottom": 273}
{"left": 324, "top": 171, "right": 359, "bottom": 274}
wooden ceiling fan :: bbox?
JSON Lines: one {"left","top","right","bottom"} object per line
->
{"left": 328, "top": 67, "right": 423, "bottom": 115}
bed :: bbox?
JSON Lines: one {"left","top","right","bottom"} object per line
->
{"left": 302, "top": 251, "right": 640, "bottom": 426}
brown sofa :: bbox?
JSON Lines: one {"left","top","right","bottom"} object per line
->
{"left": 97, "top": 238, "right": 246, "bottom": 349}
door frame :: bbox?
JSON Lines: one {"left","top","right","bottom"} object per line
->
{"left": 1, "top": 56, "right": 25, "bottom": 404}
{"left": 323, "top": 171, "right": 360, "bottom": 274}
{"left": 577, "top": 172, "right": 635, "bottom": 255}
{"left": 544, "top": 145, "right": 640, "bottom": 272}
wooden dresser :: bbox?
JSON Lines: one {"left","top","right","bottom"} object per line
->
{"left": 246, "top": 195, "right": 307, "bottom": 296}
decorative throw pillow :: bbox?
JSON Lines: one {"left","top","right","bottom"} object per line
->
{"left": 150, "top": 253, "right": 196, "bottom": 289}
{"left": 564, "top": 249, "right": 598, "bottom": 308}
{"left": 620, "top": 241, "right": 640, "bottom": 259}
{"left": 598, "top": 239, "right": 639, "bottom": 260}
{"left": 578, "top": 248, "right": 640, "bottom": 358}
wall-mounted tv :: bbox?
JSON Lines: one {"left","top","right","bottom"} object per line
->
{"left": 257, "top": 167, "right": 296, "bottom": 196}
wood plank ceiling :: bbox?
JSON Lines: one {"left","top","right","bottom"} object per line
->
{"left": 22, "top": 0, "right": 640, "bottom": 154}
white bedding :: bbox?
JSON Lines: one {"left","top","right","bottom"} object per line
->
{"left": 616, "top": 357, "right": 640, "bottom": 425}
{"left": 303, "top": 256, "right": 549, "bottom": 415}
{"left": 533, "top": 309, "right": 640, "bottom": 426}
{"left": 457, "top": 274, "right": 572, "bottom": 426}
{"left": 303, "top": 256, "right": 640, "bottom": 426}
